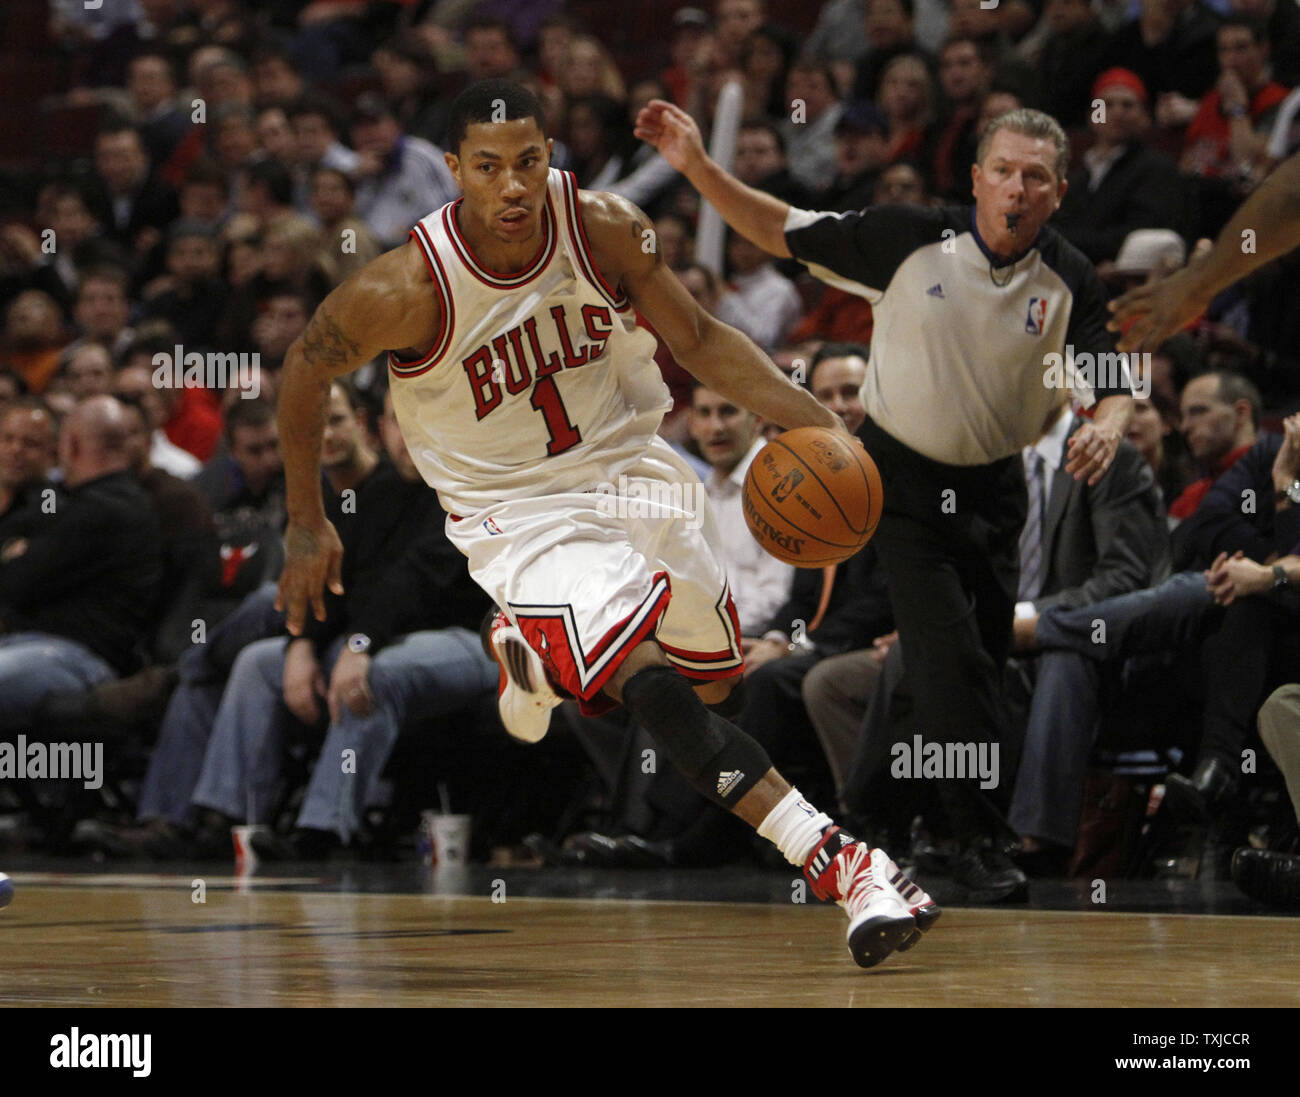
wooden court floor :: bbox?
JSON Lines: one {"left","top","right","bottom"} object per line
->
{"left": 3, "top": 874, "right": 1299, "bottom": 1007}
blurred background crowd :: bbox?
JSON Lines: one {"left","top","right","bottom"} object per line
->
{"left": 1, "top": 0, "right": 1298, "bottom": 897}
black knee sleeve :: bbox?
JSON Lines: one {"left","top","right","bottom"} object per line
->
{"left": 622, "top": 666, "right": 770, "bottom": 808}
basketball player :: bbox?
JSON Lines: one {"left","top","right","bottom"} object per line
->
{"left": 275, "top": 80, "right": 939, "bottom": 968}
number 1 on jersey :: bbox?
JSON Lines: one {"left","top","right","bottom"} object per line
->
{"left": 530, "top": 376, "right": 581, "bottom": 456}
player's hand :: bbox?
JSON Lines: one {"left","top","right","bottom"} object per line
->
{"left": 634, "top": 99, "right": 707, "bottom": 176}
{"left": 1065, "top": 420, "right": 1122, "bottom": 485}
{"left": 276, "top": 517, "right": 344, "bottom": 636}
{"left": 283, "top": 638, "right": 327, "bottom": 725}
{"left": 328, "top": 648, "right": 373, "bottom": 722}
{"left": 1107, "top": 240, "right": 1212, "bottom": 351}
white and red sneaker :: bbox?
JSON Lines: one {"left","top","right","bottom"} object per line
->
{"left": 804, "top": 826, "right": 915, "bottom": 968}
{"left": 487, "top": 613, "right": 562, "bottom": 744}
{"left": 875, "top": 849, "right": 941, "bottom": 951}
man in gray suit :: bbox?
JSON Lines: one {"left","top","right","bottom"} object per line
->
{"left": 839, "top": 408, "right": 1169, "bottom": 883}
{"left": 1005, "top": 409, "right": 1171, "bottom": 868}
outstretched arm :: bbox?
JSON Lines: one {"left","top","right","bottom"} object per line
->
{"left": 585, "top": 191, "right": 840, "bottom": 434}
{"left": 1109, "top": 151, "right": 1300, "bottom": 351}
{"left": 276, "top": 242, "right": 439, "bottom": 633}
{"left": 634, "top": 98, "right": 793, "bottom": 258}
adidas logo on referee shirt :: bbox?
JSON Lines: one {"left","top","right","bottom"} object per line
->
{"left": 926, "top": 283, "right": 945, "bottom": 298}
{"left": 717, "top": 770, "right": 744, "bottom": 797}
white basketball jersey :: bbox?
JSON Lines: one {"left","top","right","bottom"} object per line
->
{"left": 388, "top": 169, "right": 670, "bottom": 515}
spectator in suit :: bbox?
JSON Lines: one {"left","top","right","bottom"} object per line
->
{"left": 1027, "top": 423, "right": 1300, "bottom": 840}
{"left": 90, "top": 122, "right": 180, "bottom": 266}
{"left": 1168, "top": 369, "right": 1260, "bottom": 520}
{"left": 0, "top": 396, "right": 161, "bottom": 730}
{"left": 127, "top": 51, "right": 191, "bottom": 168}
{"left": 1052, "top": 69, "right": 1186, "bottom": 267}
{"left": 1004, "top": 409, "right": 1172, "bottom": 868}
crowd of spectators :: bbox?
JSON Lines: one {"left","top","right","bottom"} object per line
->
{"left": 1, "top": 0, "right": 1299, "bottom": 899}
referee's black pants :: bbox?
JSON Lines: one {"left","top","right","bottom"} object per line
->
{"left": 858, "top": 416, "right": 1026, "bottom": 847}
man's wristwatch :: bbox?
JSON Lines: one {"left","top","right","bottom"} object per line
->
{"left": 1275, "top": 480, "right": 1300, "bottom": 505}
{"left": 347, "top": 633, "right": 372, "bottom": 655}
{"left": 1273, "top": 565, "right": 1290, "bottom": 590}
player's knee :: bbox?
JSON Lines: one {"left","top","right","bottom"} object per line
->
{"left": 603, "top": 641, "right": 671, "bottom": 703}
{"left": 622, "top": 665, "right": 768, "bottom": 808}
{"left": 701, "top": 676, "right": 745, "bottom": 717}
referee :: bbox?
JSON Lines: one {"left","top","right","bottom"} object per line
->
{"left": 637, "top": 101, "right": 1135, "bottom": 901}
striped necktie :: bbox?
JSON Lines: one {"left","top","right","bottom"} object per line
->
{"left": 1018, "top": 449, "right": 1046, "bottom": 601}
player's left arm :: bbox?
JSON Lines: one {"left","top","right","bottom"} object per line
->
{"left": 583, "top": 191, "right": 841, "bottom": 434}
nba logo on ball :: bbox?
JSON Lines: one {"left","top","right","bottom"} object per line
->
{"left": 0, "top": 872, "right": 13, "bottom": 909}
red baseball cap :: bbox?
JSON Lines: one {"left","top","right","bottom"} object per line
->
{"left": 1092, "top": 67, "right": 1148, "bottom": 104}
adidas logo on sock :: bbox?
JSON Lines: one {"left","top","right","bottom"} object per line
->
{"left": 717, "top": 770, "right": 744, "bottom": 797}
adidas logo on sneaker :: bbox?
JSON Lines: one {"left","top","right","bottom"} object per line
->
{"left": 716, "top": 770, "right": 744, "bottom": 797}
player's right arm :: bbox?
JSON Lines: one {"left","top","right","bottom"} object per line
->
{"left": 1109, "top": 150, "right": 1300, "bottom": 351}
{"left": 634, "top": 99, "right": 793, "bottom": 258}
{"left": 276, "top": 242, "right": 439, "bottom": 634}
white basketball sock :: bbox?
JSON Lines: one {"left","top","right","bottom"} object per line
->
{"left": 758, "top": 788, "right": 834, "bottom": 866}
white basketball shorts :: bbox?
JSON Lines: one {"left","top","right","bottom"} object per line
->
{"left": 446, "top": 438, "right": 743, "bottom": 714}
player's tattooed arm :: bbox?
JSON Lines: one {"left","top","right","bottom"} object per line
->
{"left": 299, "top": 305, "right": 362, "bottom": 370}
{"left": 276, "top": 242, "right": 439, "bottom": 632}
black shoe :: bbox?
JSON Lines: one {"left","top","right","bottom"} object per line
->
{"left": 1164, "top": 757, "right": 1239, "bottom": 823}
{"left": 1009, "top": 841, "right": 1071, "bottom": 878}
{"left": 952, "top": 841, "right": 1030, "bottom": 903}
{"left": 250, "top": 827, "right": 337, "bottom": 862}
{"left": 74, "top": 818, "right": 194, "bottom": 860}
{"left": 1231, "top": 847, "right": 1300, "bottom": 909}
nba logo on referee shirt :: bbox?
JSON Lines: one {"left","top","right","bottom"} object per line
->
{"left": 1025, "top": 297, "right": 1047, "bottom": 335}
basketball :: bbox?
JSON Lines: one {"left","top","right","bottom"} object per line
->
{"left": 742, "top": 427, "right": 884, "bottom": 567}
